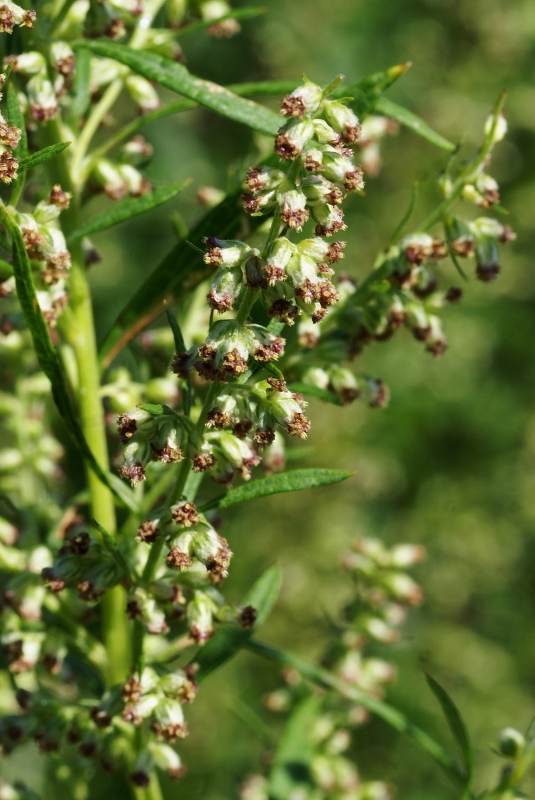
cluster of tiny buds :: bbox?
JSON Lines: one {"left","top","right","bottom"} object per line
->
{"left": 242, "top": 78, "right": 364, "bottom": 241}
{"left": 0, "top": 3, "right": 35, "bottom": 35}
{"left": 0, "top": 72, "right": 21, "bottom": 185}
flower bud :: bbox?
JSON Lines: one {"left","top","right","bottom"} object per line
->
{"left": 328, "top": 366, "right": 359, "bottom": 404}
{"left": 149, "top": 742, "right": 186, "bottom": 779}
{"left": 187, "top": 591, "right": 216, "bottom": 643}
{"left": 485, "top": 112, "right": 507, "bottom": 144}
{"left": 278, "top": 189, "right": 309, "bottom": 230}
{"left": 302, "top": 175, "right": 343, "bottom": 206}
{"left": 312, "top": 118, "right": 342, "bottom": 145}
{"left": 50, "top": 41, "right": 75, "bottom": 80}
{"left": 200, "top": 0, "right": 240, "bottom": 38}
{"left": 207, "top": 267, "right": 242, "bottom": 312}
{"left": 275, "top": 118, "right": 314, "bottom": 160}
{"left": 243, "top": 166, "right": 285, "bottom": 193}
{"left": 204, "top": 238, "right": 251, "bottom": 268}
{"left": 120, "top": 135, "right": 153, "bottom": 166}
{"left": 126, "top": 588, "right": 169, "bottom": 634}
{"left": 0, "top": 2, "right": 35, "bottom": 33}
{"left": 498, "top": 727, "right": 525, "bottom": 758}
{"left": 321, "top": 148, "right": 364, "bottom": 192}
{"left": 264, "top": 237, "right": 295, "bottom": 284}
{"left": 322, "top": 100, "right": 361, "bottom": 143}
{"left": 311, "top": 203, "right": 346, "bottom": 237}
{"left": 280, "top": 79, "right": 323, "bottom": 118}
{"left": 125, "top": 75, "right": 160, "bottom": 113}
{"left": 92, "top": 159, "right": 128, "bottom": 200}
{"left": 27, "top": 75, "right": 59, "bottom": 122}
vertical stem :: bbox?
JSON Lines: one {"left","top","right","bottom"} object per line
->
{"left": 45, "top": 117, "right": 131, "bottom": 687}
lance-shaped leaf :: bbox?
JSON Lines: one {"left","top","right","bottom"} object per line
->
{"left": 66, "top": 180, "right": 190, "bottom": 244}
{"left": 199, "top": 468, "right": 352, "bottom": 512}
{"left": 269, "top": 696, "right": 323, "bottom": 800}
{"left": 375, "top": 96, "right": 456, "bottom": 151}
{"left": 247, "top": 639, "right": 465, "bottom": 788}
{"left": 194, "top": 564, "right": 282, "bottom": 680}
{"left": 79, "top": 41, "right": 282, "bottom": 136}
{"left": 19, "top": 141, "right": 72, "bottom": 171}
{"left": 426, "top": 674, "right": 474, "bottom": 786}
{"left": 0, "top": 207, "right": 137, "bottom": 512}
{"left": 69, "top": 45, "right": 91, "bottom": 123}
{"left": 345, "top": 62, "right": 411, "bottom": 116}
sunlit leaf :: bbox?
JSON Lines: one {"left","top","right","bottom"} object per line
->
{"left": 375, "top": 97, "right": 456, "bottom": 151}
{"left": 79, "top": 41, "right": 282, "bottom": 136}
{"left": 288, "top": 382, "right": 343, "bottom": 406}
{"left": 199, "top": 468, "right": 352, "bottom": 512}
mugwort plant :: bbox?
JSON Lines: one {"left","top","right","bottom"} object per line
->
{"left": 0, "top": 1, "right": 529, "bottom": 798}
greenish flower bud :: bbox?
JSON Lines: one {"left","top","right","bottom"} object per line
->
{"left": 92, "top": 159, "right": 128, "bottom": 200}
{"left": 187, "top": 590, "right": 217, "bottom": 643}
{"left": 204, "top": 238, "right": 252, "bottom": 268}
{"left": 303, "top": 366, "right": 329, "bottom": 389}
{"left": 485, "top": 112, "right": 507, "bottom": 144}
{"left": 207, "top": 267, "right": 243, "bottom": 312}
{"left": 297, "top": 237, "right": 345, "bottom": 263}
{"left": 280, "top": 79, "right": 323, "bottom": 118}
{"left": 27, "top": 75, "right": 58, "bottom": 122}
{"left": 498, "top": 727, "right": 525, "bottom": 758}
{"left": 321, "top": 148, "right": 364, "bottom": 192}
{"left": 149, "top": 741, "right": 186, "bottom": 779}
{"left": 302, "top": 175, "right": 343, "bottom": 207}
{"left": 120, "top": 135, "right": 153, "bottom": 166}
{"left": 322, "top": 99, "right": 361, "bottom": 143}
{"left": 311, "top": 203, "right": 346, "bottom": 237}
{"left": 328, "top": 366, "right": 359, "bottom": 404}
{"left": 312, "top": 118, "right": 342, "bottom": 145}
{"left": 278, "top": 189, "right": 310, "bottom": 230}
{"left": 9, "top": 51, "right": 45, "bottom": 75}
{"left": 126, "top": 588, "right": 169, "bottom": 634}
{"left": 200, "top": 0, "right": 240, "bottom": 37}
{"left": 243, "top": 166, "right": 285, "bottom": 194}
{"left": 125, "top": 75, "right": 160, "bottom": 112}
{"left": 275, "top": 118, "right": 315, "bottom": 160}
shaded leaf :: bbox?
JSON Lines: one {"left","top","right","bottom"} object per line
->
{"left": 79, "top": 41, "right": 281, "bottom": 136}
{"left": 98, "top": 183, "right": 269, "bottom": 365}
{"left": 247, "top": 639, "right": 464, "bottom": 788}
{"left": 375, "top": 97, "right": 455, "bottom": 151}
{"left": 288, "top": 382, "right": 343, "bottom": 406}
{"left": 7, "top": 84, "right": 28, "bottom": 206}
{"left": 66, "top": 180, "right": 190, "bottom": 244}
{"left": 426, "top": 673, "right": 474, "bottom": 783}
{"left": 69, "top": 45, "right": 91, "bottom": 122}
{"left": 164, "top": 303, "right": 186, "bottom": 353}
{"left": 269, "top": 696, "right": 322, "bottom": 800}
{"left": 0, "top": 207, "right": 137, "bottom": 512}
{"left": 19, "top": 141, "right": 72, "bottom": 170}
{"left": 199, "top": 468, "right": 352, "bottom": 512}
{"left": 195, "top": 564, "right": 282, "bottom": 680}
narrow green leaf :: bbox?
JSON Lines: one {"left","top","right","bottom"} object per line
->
{"left": 426, "top": 673, "right": 474, "bottom": 784}
{"left": 345, "top": 62, "right": 411, "bottom": 116}
{"left": 288, "top": 382, "right": 343, "bottom": 406}
{"left": 66, "top": 180, "right": 190, "bottom": 244}
{"left": 269, "top": 696, "right": 322, "bottom": 799}
{"left": 0, "top": 207, "right": 137, "bottom": 512}
{"left": 19, "top": 141, "right": 72, "bottom": 171}
{"left": 164, "top": 303, "right": 186, "bottom": 353}
{"left": 175, "top": 6, "right": 266, "bottom": 38}
{"left": 200, "top": 468, "right": 352, "bottom": 512}
{"left": 79, "top": 41, "right": 282, "bottom": 136}
{"left": 247, "top": 639, "right": 464, "bottom": 788}
{"left": 136, "top": 403, "right": 172, "bottom": 416}
{"left": 375, "top": 97, "right": 456, "bottom": 151}
{"left": 0, "top": 258, "right": 13, "bottom": 280}
{"left": 194, "top": 564, "right": 282, "bottom": 680}
{"left": 69, "top": 46, "right": 91, "bottom": 122}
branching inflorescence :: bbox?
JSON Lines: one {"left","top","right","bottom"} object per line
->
{"left": 0, "top": 1, "right": 527, "bottom": 798}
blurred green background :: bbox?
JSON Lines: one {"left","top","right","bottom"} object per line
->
{"left": 11, "top": 0, "right": 535, "bottom": 797}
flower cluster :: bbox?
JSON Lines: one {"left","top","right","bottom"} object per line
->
{"left": 243, "top": 537, "right": 425, "bottom": 800}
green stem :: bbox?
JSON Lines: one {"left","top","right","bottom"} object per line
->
{"left": 45, "top": 116, "right": 131, "bottom": 688}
